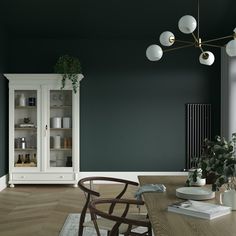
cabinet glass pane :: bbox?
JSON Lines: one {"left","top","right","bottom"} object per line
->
{"left": 49, "top": 90, "right": 72, "bottom": 167}
{"left": 14, "top": 90, "right": 38, "bottom": 167}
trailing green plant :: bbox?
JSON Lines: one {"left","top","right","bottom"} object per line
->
{"left": 54, "top": 55, "right": 82, "bottom": 93}
{"left": 192, "top": 133, "right": 236, "bottom": 191}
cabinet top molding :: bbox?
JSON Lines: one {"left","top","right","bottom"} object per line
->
{"left": 4, "top": 74, "right": 84, "bottom": 81}
{"left": 4, "top": 74, "right": 84, "bottom": 88}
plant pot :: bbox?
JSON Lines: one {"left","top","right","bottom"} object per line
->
{"left": 188, "top": 168, "right": 206, "bottom": 186}
{"left": 206, "top": 173, "right": 217, "bottom": 184}
{"left": 220, "top": 190, "right": 236, "bottom": 210}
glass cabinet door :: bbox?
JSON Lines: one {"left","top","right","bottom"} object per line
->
{"left": 14, "top": 90, "right": 38, "bottom": 168}
{"left": 49, "top": 90, "right": 72, "bottom": 168}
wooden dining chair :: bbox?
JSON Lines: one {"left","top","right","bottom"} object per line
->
{"left": 89, "top": 198, "right": 152, "bottom": 236}
{"left": 78, "top": 176, "right": 145, "bottom": 236}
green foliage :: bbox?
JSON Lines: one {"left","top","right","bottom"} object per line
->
{"left": 54, "top": 55, "right": 82, "bottom": 93}
{"left": 193, "top": 133, "right": 236, "bottom": 191}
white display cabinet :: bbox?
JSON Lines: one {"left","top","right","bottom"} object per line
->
{"left": 5, "top": 74, "right": 83, "bottom": 187}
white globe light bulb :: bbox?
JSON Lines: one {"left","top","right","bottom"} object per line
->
{"left": 159, "top": 31, "right": 175, "bottom": 47}
{"left": 226, "top": 39, "right": 236, "bottom": 57}
{"left": 178, "top": 15, "right": 197, "bottom": 34}
{"left": 199, "top": 51, "right": 215, "bottom": 66}
{"left": 146, "top": 45, "right": 163, "bottom": 61}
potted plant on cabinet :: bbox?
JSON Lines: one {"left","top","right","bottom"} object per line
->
{"left": 54, "top": 55, "right": 84, "bottom": 93}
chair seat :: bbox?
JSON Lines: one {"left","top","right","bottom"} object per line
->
{"left": 84, "top": 213, "right": 148, "bottom": 234}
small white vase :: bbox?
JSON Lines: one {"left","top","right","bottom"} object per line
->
{"left": 220, "top": 190, "right": 236, "bottom": 210}
{"left": 188, "top": 168, "right": 206, "bottom": 186}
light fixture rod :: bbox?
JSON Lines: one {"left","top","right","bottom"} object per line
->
{"left": 191, "top": 33, "right": 198, "bottom": 43}
{"left": 163, "top": 44, "right": 195, "bottom": 53}
{"left": 202, "top": 35, "right": 234, "bottom": 44}
{"left": 199, "top": 46, "right": 205, "bottom": 54}
{"left": 197, "top": 0, "right": 200, "bottom": 40}
{"left": 201, "top": 43, "right": 224, "bottom": 48}
{"left": 175, "top": 39, "right": 195, "bottom": 44}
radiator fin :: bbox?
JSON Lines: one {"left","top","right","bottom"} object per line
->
{"left": 186, "top": 104, "right": 211, "bottom": 169}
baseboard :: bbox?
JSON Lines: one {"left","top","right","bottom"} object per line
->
{"left": 78, "top": 172, "right": 188, "bottom": 183}
{"left": 0, "top": 174, "right": 8, "bottom": 191}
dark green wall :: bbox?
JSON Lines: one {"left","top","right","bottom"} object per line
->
{"left": 0, "top": 75, "right": 8, "bottom": 178}
{"left": 0, "top": 23, "right": 8, "bottom": 178}
{"left": 8, "top": 38, "right": 220, "bottom": 171}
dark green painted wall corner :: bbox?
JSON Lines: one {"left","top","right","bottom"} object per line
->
{"left": 0, "top": 75, "right": 8, "bottom": 177}
{"left": 0, "top": 21, "right": 9, "bottom": 178}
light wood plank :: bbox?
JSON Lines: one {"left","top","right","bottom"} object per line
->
{"left": 0, "top": 184, "right": 142, "bottom": 236}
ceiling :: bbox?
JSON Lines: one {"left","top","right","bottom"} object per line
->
{"left": 1, "top": 0, "right": 236, "bottom": 40}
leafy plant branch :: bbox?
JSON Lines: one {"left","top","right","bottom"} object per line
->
{"left": 54, "top": 55, "right": 82, "bottom": 93}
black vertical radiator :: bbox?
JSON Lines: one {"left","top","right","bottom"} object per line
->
{"left": 186, "top": 104, "right": 211, "bottom": 169}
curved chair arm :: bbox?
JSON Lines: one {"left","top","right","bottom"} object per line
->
{"left": 78, "top": 176, "right": 139, "bottom": 197}
{"left": 89, "top": 198, "right": 152, "bottom": 236}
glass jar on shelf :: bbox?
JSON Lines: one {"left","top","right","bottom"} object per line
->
{"left": 20, "top": 137, "right": 27, "bottom": 149}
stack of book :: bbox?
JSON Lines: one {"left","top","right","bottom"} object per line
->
{"left": 168, "top": 200, "right": 231, "bottom": 220}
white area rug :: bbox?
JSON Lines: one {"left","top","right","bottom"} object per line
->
{"left": 59, "top": 213, "right": 148, "bottom": 236}
{"left": 59, "top": 214, "right": 105, "bottom": 236}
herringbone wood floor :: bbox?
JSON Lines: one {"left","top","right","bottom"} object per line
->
{"left": 0, "top": 184, "right": 143, "bottom": 236}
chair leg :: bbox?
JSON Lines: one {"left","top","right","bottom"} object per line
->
{"left": 78, "top": 223, "right": 84, "bottom": 236}
{"left": 78, "top": 210, "right": 86, "bottom": 236}
{"left": 108, "top": 231, "right": 119, "bottom": 236}
{"left": 148, "top": 226, "right": 152, "bottom": 236}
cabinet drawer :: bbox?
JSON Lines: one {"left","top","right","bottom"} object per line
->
{"left": 12, "top": 173, "right": 75, "bottom": 181}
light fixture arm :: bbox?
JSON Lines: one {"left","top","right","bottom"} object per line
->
{"left": 201, "top": 34, "right": 235, "bottom": 44}
{"left": 174, "top": 39, "right": 195, "bottom": 44}
{"left": 191, "top": 33, "right": 199, "bottom": 44}
{"left": 163, "top": 43, "right": 195, "bottom": 53}
{"left": 201, "top": 43, "right": 224, "bottom": 49}
{"left": 197, "top": 0, "right": 200, "bottom": 40}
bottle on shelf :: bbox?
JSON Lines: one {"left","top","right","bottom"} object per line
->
{"left": 64, "top": 137, "right": 68, "bottom": 148}
{"left": 32, "top": 153, "right": 37, "bottom": 164}
{"left": 19, "top": 93, "right": 26, "bottom": 107}
{"left": 67, "top": 137, "right": 72, "bottom": 148}
{"left": 17, "top": 154, "right": 22, "bottom": 164}
{"left": 25, "top": 154, "right": 30, "bottom": 163}
{"left": 20, "top": 137, "right": 26, "bottom": 149}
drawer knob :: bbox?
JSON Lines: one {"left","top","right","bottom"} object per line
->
{"left": 21, "top": 176, "right": 25, "bottom": 179}
{"left": 60, "top": 175, "right": 64, "bottom": 179}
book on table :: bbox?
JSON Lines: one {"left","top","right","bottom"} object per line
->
{"left": 168, "top": 200, "right": 231, "bottom": 220}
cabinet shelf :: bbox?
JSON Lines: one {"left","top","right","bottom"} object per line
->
{"left": 50, "top": 128, "right": 72, "bottom": 130}
{"left": 50, "top": 148, "right": 72, "bottom": 151}
{"left": 15, "top": 148, "right": 37, "bottom": 151}
{"left": 50, "top": 105, "right": 72, "bottom": 109}
{"left": 15, "top": 106, "right": 37, "bottom": 109}
{"left": 15, "top": 163, "right": 37, "bottom": 167}
{"left": 15, "top": 127, "right": 37, "bottom": 130}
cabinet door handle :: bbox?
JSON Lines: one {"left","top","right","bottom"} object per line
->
{"left": 44, "top": 125, "right": 48, "bottom": 136}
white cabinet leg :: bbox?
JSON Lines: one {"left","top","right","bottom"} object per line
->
{"left": 10, "top": 184, "right": 15, "bottom": 188}
{"left": 73, "top": 183, "right": 78, "bottom": 188}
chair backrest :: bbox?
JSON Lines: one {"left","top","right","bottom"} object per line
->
{"left": 89, "top": 198, "right": 152, "bottom": 236}
{"left": 78, "top": 176, "right": 139, "bottom": 236}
